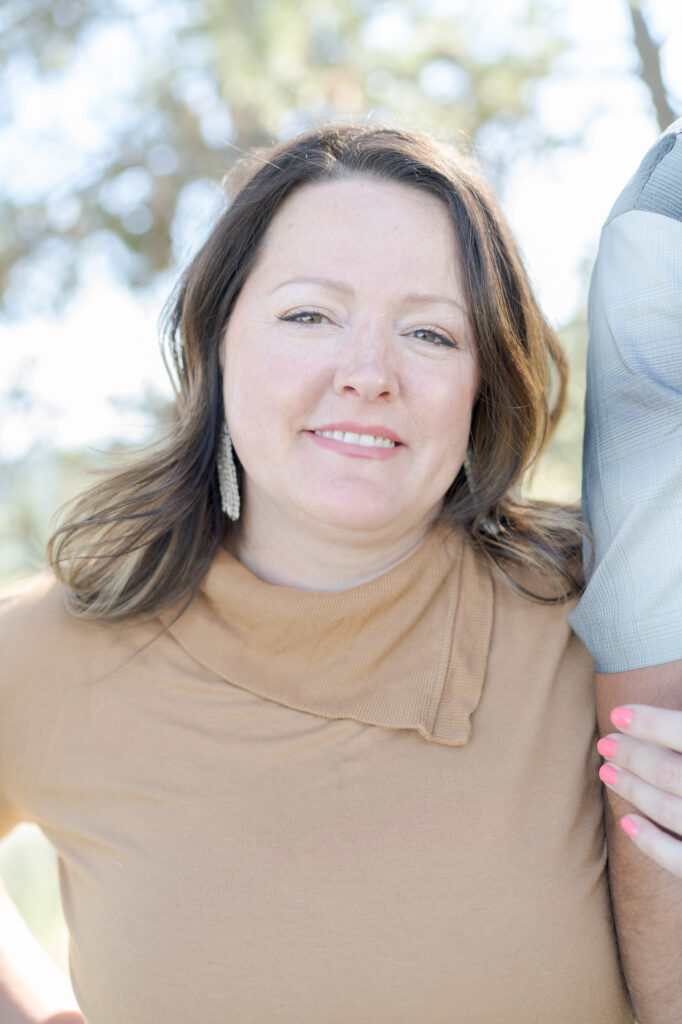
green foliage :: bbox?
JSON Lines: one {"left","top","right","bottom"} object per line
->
{"left": 526, "top": 310, "right": 588, "bottom": 504}
{"left": 1, "top": 0, "right": 569, "bottom": 313}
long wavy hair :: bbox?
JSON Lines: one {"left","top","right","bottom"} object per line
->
{"left": 48, "top": 122, "right": 586, "bottom": 621}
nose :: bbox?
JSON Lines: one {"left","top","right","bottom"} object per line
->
{"left": 332, "top": 327, "right": 399, "bottom": 402}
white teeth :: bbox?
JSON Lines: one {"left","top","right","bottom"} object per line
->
{"left": 314, "top": 430, "right": 396, "bottom": 448}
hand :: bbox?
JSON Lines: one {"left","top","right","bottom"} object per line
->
{"left": 598, "top": 704, "right": 682, "bottom": 877}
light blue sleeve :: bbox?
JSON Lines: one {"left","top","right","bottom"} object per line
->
{"left": 569, "top": 123, "right": 682, "bottom": 672}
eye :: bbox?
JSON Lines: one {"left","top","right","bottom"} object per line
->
{"left": 410, "top": 327, "right": 457, "bottom": 349}
{"left": 279, "top": 309, "right": 329, "bottom": 325}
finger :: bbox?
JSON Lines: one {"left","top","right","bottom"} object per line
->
{"left": 619, "top": 814, "right": 682, "bottom": 879}
{"left": 597, "top": 734, "right": 682, "bottom": 797}
{"left": 610, "top": 704, "right": 682, "bottom": 753}
{"left": 599, "top": 762, "right": 682, "bottom": 836}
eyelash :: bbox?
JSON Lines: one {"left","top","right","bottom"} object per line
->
{"left": 279, "top": 310, "right": 457, "bottom": 349}
{"left": 279, "top": 309, "right": 329, "bottom": 325}
{"left": 409, "top": 327, "right": 457, "bottom": 349}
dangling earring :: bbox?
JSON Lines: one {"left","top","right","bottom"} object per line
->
{"left": 217, "top": 421, "right": 240, "bottom": 521}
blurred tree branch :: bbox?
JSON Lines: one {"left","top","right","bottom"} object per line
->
{"left": 627, "top": 0, "right": 678, "bottom": 131}
{"left": 1, "top": 0, "right": 568, "bottom": 315}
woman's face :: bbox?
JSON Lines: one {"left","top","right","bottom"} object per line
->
{"left": 222, "top": 176, "right": 480, "bottom": 543}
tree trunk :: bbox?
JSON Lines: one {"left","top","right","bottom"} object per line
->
{"left": 627, "top": 1, "right": 678, "bottom": 131}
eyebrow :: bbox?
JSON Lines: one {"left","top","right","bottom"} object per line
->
{"left": 271, "top": 277, "right": 469, "bottom": 316}
{"left": 270, "top": 276, "right": 354, "bottom": 295}
{"left": 403, "top": 292, "right": 469, "bottom": 317}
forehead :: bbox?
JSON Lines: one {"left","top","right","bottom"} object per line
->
{"left": 247, "top": 176, "right": 463, "bottom": 289}
{"left": 271, "top": 173, "right": 451, "bottom": 225}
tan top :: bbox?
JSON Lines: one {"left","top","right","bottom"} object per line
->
{"left": 0, "top": 526, "right": 632, "bottom": 1023}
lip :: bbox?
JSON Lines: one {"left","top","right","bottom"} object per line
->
{"left": 308, "top": 421, "right": 404, "bottom": 444}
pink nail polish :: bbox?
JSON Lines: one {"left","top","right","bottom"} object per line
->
{"left": 599, "top": 764, "right": 619, "bottom": 786}
{"left": 620, "top": 816, "right": 638, "bottom": 839}
{"left": 597, "top": 737, "right": 617, "bottom": 759}
{"left": 610, "top": 706, "right": 633, "bottom": 730}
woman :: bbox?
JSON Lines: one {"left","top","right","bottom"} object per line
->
{"left": 0, "top": 122, "right": 674, "bottom": 1022}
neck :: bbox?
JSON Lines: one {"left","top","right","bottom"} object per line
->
{"left": 227, "top": 504, "right": 437, "bottom": 591}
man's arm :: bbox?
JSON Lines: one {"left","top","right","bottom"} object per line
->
{"left": 569, "top": 119, "right": 682, "bottom": 1022}
{"left": 596, "top": 662, "right": 682, "bottom": 1024}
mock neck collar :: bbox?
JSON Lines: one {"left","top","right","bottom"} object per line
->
{"left": 162, "top": 524, "right": 493, "bottom": 747}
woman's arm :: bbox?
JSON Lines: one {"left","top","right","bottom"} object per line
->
{"left": 0, "top": 880, "right": 83, "bottom": 1024}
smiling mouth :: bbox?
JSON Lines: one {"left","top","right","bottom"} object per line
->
{"left": 312, "top": 430, "right": 398, "bottom": 448}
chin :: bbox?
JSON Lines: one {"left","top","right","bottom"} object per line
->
{"left": 302, "top": 496, "right": 419, "bottom": 536}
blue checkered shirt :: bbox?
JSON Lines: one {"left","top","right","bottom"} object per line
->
{"left": 569, "top": 120, "right": 682, "bottom": 671}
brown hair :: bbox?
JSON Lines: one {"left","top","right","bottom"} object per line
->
{"left": 48, "top": 122, "right": 585, "bottom": 620}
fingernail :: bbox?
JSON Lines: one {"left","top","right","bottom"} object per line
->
{"left": 610, "top": 706, "right": 633, "bottom": 730}
{"left": 620, "top": 816, "right": 638, "bottom": 839}
{"left": 599, "top": 764, "right": 619, "bottom": 786}
{"left": 597, "top": 737, "right": 618, "bottom": 759}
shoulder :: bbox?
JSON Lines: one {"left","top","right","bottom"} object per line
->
{"left": 495, "top": 552, "right": 591, "bottom": 666}
{"left": 1, "top": 572, "right": 94, "bottom": 676}
{"left": 0, "top": 572, "right": 73, "bottom": 673}
{"left": 457, "top": 543, "right": 595, "bottom": 704}
{"left": 458, "top": 536, "right": 586, "bottom": 654}
{"left": 491, "top": 556, "right": 580, "bottom": 631}
{"left": 1, "top": 574, "right": 85, "bottom": 730}
{"left": 588, "top": 124, "right": 682, "bottom": 370}
{"left": 1, "top": 570, "right": 71, "bottom": 633}
{"left": 606, "top": 119, "right": 682, "bottom": 226}
{"left": 0, "top": 571, "right": 160, "bottom": 698}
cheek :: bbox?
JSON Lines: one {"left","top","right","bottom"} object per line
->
{"left": 422, "top": 376, "right": 478, "bottom": 483}
{"left": 223, "top": 337, "right": 327, "bottom": 438}
{"left": 431, "top": 371, "right": 478, "bottom": 434}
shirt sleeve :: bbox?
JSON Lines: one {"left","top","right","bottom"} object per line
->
{"left": 569, "top": 124, "right": 682, "bottom": 672}
{"left": 0, "top": 581, "right": 31, "bottom": 835}
{"left": 0, "top": 573, "right": 61, "bottom": 841}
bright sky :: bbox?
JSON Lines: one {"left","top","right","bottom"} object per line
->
{"left": 1, "top": 0, "right": 680, "bottom": 461}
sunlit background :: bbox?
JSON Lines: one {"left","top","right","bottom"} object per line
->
{"left": 1, "top": 0, "right": 680, "bottom": 975}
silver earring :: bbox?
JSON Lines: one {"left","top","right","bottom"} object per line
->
{"left": 217, "top": 422, "right": 240, "bottom": 521}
